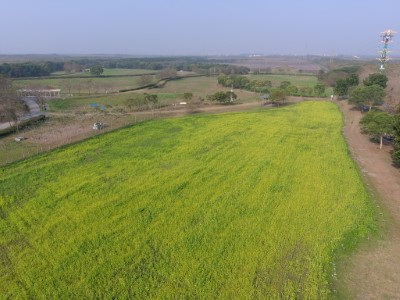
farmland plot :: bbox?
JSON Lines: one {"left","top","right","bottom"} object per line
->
{"left": 0, "top": 101, "right": 375, "bottom": 298}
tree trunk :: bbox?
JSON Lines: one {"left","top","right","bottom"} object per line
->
{"left": 380, "top": 135, "right": 383, "bottom": 149}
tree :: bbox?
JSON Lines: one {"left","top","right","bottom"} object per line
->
{"left": 207, "top": 91, "right": 236, "bottom": 104}
{"left": 61, "top": 79, "right": 74, "bottom": 95}
{"left": 0, "top": 76, "right": 27, "bottom": 128}
{"left": 363, "top": 73, "right": 388, "bottom": 88}
{"left": 392, "top": 116, "right": 400, "bottom": 166}
{"left": 360, "top": 111, "right": 395, "bottom": 149}
{"left": 138, "top": 75, "right": 153, "bottom": 86}
{"left": 347, "top": 73, "right": 359, "bottom": 86}
{"left": 334, "top": 78, "right": 350, "bottom": 97}
{"left": 313, "top": 83, "right": 326, "bottom": 97}
{"left": 334, "top": 74, "right": 359, "bottom": 97}
{"left": 125, "top": 94, "right": 146, "bottom": 111}
{"left": 349, "top": 84, "right": 385, "bottom": 111}
{"left": 286, "top": 85, "right": 298, "bottom": 96}
{"left": 85, "top": 79, "right": 93, "bottom": 95}
{"left": 144, "top": 93, "right": 158, "bottom": 115}
{"left": 279, "top": 81, "right": 291, "bottom": 89}
{"left": 183, "top": 92, "right": 193, "bottom": 101}
{"left": 270, "top": 88, "right": 287, "bottom": 106}
{"left": 90, "top": 65, "right": 104, "bottom": 76}
{"left": 299, "top": 86, "right": 313, "bottom": 97}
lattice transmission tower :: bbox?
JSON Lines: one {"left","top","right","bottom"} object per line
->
{"left": 378, "top": 29, "right": 396, "bottom": 72}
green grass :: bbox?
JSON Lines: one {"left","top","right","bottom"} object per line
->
{"left": 15, "top": 74, "right": 153, "bottom": 94}
{"left": 0, "top": 102, "right": 376, "bottom": 298}
{"left": 48, "top": 92, "right": 185, "bottom": 112}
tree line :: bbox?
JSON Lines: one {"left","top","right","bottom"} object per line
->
{"left": 218, "top": 74, "right": 326, "bottom": 97}
{"left": 0, "top": 57, "right": 250, "bottom": 78}
{"left": 0, "top": 61, "right": 64, "bottom": 77}
{"left": 329, "top": 68, "right": 400, "bottom": 165}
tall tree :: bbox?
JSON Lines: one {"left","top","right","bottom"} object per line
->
{"left": 90, "top": 65, "right": 104, "bottom": 76}
{"left": 270, "top": 88, "right": 287, "bottom": 106}
{"left": 138, "top": 75, "right": 153, "bottom": 86}
{"left": 207, "top": 91, "right": 237, "bottom": 104}
{"left": 334, "top": 78, "right": 349, "bottom": 97}
{"left": 349, "top": 84, "right": 385, "bottom": 111}
{"left": 363, "top": 73, "right": 388, "bottom": 88}
{"left": 360, "top": 111, "right": 395, "bottom": 149}
{"left": 313, "top": 83, "right": 326, "bottom": 97}
{"left": 392, "top": 115, "right": 400, "bottom": 165}
{"left": 0, "top": 76, "right": 27, "bottom": 127}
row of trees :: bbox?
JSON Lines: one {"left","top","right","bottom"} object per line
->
{"left": 124, "top": 93, "right": 159, "bottom": 113}
{"left": 345, "top": 72, "right": 400, "bottom": 165}
{"left": 218, "top": 74, "right": 327, "bottom": 97}
{"left": 0, "top": 62, "right": 64, "bottom": 77}
{"left": 0, "top": 57, "right": 251, "bottom": 78}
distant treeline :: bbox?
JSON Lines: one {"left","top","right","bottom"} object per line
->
{"left": 75, "top": 57, "right": 250, "bottom": 74}
{"left": 0, "top": 62, "right": 64, "bottom": 77}
{"left": 0, "top": 57, "right": 250, "bottom": 78}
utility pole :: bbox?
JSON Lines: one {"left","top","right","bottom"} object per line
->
{"left": 378, "top": 29, "right": 396, "bottom": 72}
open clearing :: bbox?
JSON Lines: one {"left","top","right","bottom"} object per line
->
{"left": 0, "top": 101, "right": 376, "bottom": 298}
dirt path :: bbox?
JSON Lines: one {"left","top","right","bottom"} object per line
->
{"left": 336, "top": 100, "right": 400, "bottom": 299}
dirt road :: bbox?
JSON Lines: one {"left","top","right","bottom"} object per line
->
{"left": 337, "top": 100, "right": 400, "bottom": 299}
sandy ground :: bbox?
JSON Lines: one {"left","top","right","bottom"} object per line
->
{"left": 336, "top": 99, "right": 400, "bottom": 299}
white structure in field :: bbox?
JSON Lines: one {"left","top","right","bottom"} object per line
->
{"left": 18, "top": 89, "right": 61, "bottom": 98}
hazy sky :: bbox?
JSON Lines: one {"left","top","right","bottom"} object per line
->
{"left": 2, "top": 0, "right": 400, "bottom": 56}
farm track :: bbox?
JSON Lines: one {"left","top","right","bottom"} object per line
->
{"left": 337, "top": 100, "right": 400, "bottom": 299}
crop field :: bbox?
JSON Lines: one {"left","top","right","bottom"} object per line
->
{"left": 0, "top": 102, "right": 375, "bottom": 298}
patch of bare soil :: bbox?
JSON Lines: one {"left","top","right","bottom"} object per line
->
{"left": 336, "top": 99, "right": 400, "bottom": 299}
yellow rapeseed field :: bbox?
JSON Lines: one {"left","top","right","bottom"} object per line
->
{"left": 0, "top": 101, "right": 375, "bottom": 298}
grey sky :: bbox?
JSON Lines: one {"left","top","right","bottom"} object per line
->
{"left": 1, "top": 0, "right": 400, "bottom": 56}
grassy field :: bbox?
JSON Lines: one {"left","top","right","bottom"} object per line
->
{"left": 0, "top": 101, "right": 376, "bottom": 298}
{"left": 14, "top": 69, "right": 158, "bottom": 94}
{"left": 46, "top": 76, "right": 258, "bottom": 112}
{"left": 47, "top": 92, "right": 185, "bottom": 112}
{"left": 15, "top": 76, "right": 147, "bottom": 95}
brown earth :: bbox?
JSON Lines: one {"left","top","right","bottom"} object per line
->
{"left": 336, "top": 99, "right": 400, "bottom": 299}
